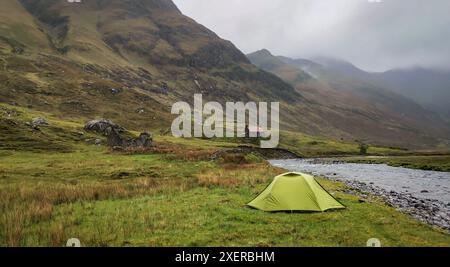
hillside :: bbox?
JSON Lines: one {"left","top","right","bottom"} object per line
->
{"left": 278, "top": 55, "right": 450, "bottom": 125}
{"left": 277, "top": 55, "right": 445, "bottom": 125}
{"left": 248, "top": 50, "right": 450, "bottom": 148}
{"left": 375, "top": 68, "right": 450, "bottom": 123}
{"left": 0, "top": 0, "right": 301, "bottom": 133}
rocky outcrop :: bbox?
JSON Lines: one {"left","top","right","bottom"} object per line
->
{"left": 84, "top": 119, "right": 123, "bottom": 135}
{"left": 133, "top": 132, "right": 152, "bottom": 148}
{"left": 31, "top": 117, "right": 48, "bottom": 127}
{"left": 107, "top": 128, "right": 153, "bottom": 149}
{"left": 106, "top": 127, "right": 123, "bottom": 147}
{"left": 84, "top": 119, "right": 152, "bottom": 149}
{"left": 26, "top": 117, "right": 49, "bottom": 130}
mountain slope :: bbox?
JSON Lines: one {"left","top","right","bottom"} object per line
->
{"left": 248, "top": 50, "right": 450, "bottom": 148}
{"left": 0, "top": 0, "right": 448, "bottom": 149}
{"left": 375, "top": 68, "right": 450, "bottom": 122}
{"left": 275, "top": 54, "right": 450, "bottom": 128}
{"left": 0, "top": 0, "right": 301, "bottom": 132}
{"left": 246, "top": 49, "right": 312, "bottom": 85}
{"left": 281, "top": 55, "right": 450, "bottom": 123}
{"left": 17, "top": 0, "right": 251, "bottom": 68}
{"left": 0, "top": 0, "right": 52, "bottom": 53}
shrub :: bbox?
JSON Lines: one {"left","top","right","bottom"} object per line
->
{"left": 359, "top": 143, "right": 369, "bottom": 155}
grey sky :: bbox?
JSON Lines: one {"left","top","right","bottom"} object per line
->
{"left": 173, "top": 0, "right": 450, "bottom": 72}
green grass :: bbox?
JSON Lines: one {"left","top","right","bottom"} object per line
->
{"left": 1, "top": 145, "right": 450, "bottom": 247}
{"left": 1, "top": 104, "right": 449, "bottom": 247}
{"left": 26, "top": 184, "right": 450, "bottom": 247}
{"left": 279, "top": 131, "right": 404, "bottom": 157}
{"left": 339, "top": 155, "right": 450, "bottom": 172}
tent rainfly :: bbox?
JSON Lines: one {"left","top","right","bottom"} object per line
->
{"left": 247, "top": 172, "right": 345, "bottom": 212}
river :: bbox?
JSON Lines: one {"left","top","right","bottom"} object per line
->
{"left": 269, "top": 159, "right": 450, "bottom": 203}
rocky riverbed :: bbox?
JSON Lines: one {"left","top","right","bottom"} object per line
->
{"left": 269, "top": 158, "right": 450, "bottom": 232}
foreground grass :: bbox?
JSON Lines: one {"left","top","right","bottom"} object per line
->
{"left": 340, "top": 155, "right": 450, "bottom": 172}
{"left": 35, "top": 184, "right": 450, "bottom": 247}
{"left": 1, "top": 146, "right": 449, "bottom": 247}
{"left": 1, "top": 103, "right": 449, "bottom": 246}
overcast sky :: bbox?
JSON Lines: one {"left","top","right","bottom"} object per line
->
{"left": 173, "top": 0, "right": 450, "bottom": 72}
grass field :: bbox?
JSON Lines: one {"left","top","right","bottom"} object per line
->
{"left": 1, "top": 104, "right": 449, "bottom": 247}
{"left": 279, "top": 131, "right": 403, "bottom": 157}
{"left": 1, "top": 146, "right": 450, "bottom": 247}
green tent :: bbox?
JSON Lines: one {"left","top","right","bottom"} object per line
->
{"left": 247, "top": 172, "right": 345, "bottom": 212}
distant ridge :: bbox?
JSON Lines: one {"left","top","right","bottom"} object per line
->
{"left": 248, "top": 49, "right": 450, "bottom": 148}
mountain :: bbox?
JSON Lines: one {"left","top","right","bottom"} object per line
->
{"left": 248, "top": 50, "right": 450, "bottom": 148}
{"left": 245, "top": 49, "right": 312, "bottom": 84}
{"left": 0, "top": 0, "right": 300, "bottom": 132}
{"left": 279, "top": 55, "right": 450, "bottom": 123}
{"left": 276, "top": 55, "right": 433, "bottom": 119}
{"left": 287, "top": 56, "right": 450, "bottom": 123}
{"left": 375, "top": 68, "right": 450, "bottom": 122}
{"left": 0, "top": 0, "right": 448, "bottom": 149}
{"left": 310, "top": 56, "right": 372, "bottom": 79}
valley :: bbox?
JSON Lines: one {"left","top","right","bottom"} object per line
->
{"left": 1, "top": 0, "right": 449, "bottom": 247}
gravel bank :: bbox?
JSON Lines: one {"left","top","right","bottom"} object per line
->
{"left": 270, "top": 158, "right": 450, "bottom": 232}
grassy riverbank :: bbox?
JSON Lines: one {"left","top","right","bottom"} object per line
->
{"left": 339, "top": 155, "right": 450, "bottom": 172}
{"left": 1, "top": 104, "right": 449, "bottom": 246}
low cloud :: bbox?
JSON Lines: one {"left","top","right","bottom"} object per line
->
{"left": 173, "top": 0, "right": 450, "bottom": 71}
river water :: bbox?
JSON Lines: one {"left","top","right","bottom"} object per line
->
{"left": 269, "top": 159, "right": 450, "bottom": 204}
